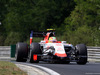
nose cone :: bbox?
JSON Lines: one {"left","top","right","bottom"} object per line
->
{"left": 55, "top": 53, "right": 67, "bottom": 57}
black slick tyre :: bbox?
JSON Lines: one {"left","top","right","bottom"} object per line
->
{"left": 29, "top": 43, "right": 42, "bottom": 63}
{"left": 75, "top": 44, "right": 87, "bottom": 65}
{"left": 15, "top": 43, "right": 28, "bottom": 62}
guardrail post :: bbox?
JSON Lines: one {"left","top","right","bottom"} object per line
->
{"left": 11, "top": 45, "right": 16, "bottom": 57}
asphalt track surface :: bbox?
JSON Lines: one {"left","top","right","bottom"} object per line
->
{"left": 34, "top": 62, "right": 100, "bottom": 75}
{"left": 12, "top": 60, "right": 100, "bottom": 75}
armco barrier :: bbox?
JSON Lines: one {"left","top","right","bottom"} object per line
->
{"left": 0, "top": 46, "right": 100, "bottom": 62}
{"left": 87, "top": 46, "right": 100, "bottom": 62}
{"left": 0, "top": 46, "right": 11, "bottom": 60}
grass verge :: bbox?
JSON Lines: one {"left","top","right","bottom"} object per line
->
{"left": 0, "top": 61, "right": 27, "bottom": 75}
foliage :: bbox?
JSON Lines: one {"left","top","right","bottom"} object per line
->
{"left": 63, "top": 25, "right": 93, "bottom": 46}
{"left": 0, "top": 35, "right": 5, "bottom": 46}
{"left": 63, "top": 0, "right": 100, "bottom": 46}
{"left": 4, "top": 32, "right": 22, "bottom": 45}
{"left": 0, "top": 0, "right": 100, "bottom": 46}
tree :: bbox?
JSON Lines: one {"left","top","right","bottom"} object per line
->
{"left": 63, "top": 0, "right": 100, "bottom": 46}
{"left": 2, "top": 0, "right": 75, "bottom": 45}
{"left": 63, "top": 25, "right": 93, "bottom": 45}
{"left": 0, "top": 0, "right": 9, "bottom": 45}
{"left": 65, "top": 0, "right": 100, "bottom": 29}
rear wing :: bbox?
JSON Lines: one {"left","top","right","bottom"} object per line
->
{"left": 30, "top": 29, "right": 55, "bottom": 45}
{"left": 30, "top": 31, "right": 46, "bottom": 37}
{"left": 30, "top": 31, "right": 46, "bottom": 45}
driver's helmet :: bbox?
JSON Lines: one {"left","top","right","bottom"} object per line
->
{"left": 49, "top": 37, "right": 57, "bottom": 43}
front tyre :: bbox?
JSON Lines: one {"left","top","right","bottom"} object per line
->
{"left": 75, "top": 44, "right": 87, "bottom": 65}
{"left": 15, "top": 43, "right": 28, "bottom": 62}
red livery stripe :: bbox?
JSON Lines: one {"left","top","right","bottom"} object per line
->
{"left": 30, "top": 38, "right": 33, "bottom": 45}
{"left": 55, "top": 53, "right": 67, "bottom": 57}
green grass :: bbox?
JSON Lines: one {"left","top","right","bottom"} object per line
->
{"left": 0, "top": 61, "right": 27, "bottom": 75}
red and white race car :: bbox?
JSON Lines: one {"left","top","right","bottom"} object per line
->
{"left": 15, "top": 29, "right": 87, "bottom": 65}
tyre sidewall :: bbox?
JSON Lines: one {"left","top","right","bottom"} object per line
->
{"left": 29, "top": 43, "right": 41, "bottom": 63}
{"left": 16, "top": 42, "right": 28, "bottom": 62}
{"left": 75, "top": 44, "right": 87, "bottom": 64}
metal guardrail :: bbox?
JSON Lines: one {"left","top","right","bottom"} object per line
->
{"left": 0, "top": 46, "right": 100, "bottom": 62}
{"left": 0, "top": 46, "right": 11, "bottom": 60}
{"left": 87, "top": 46, "right": 100, "bottom": 62}
{"left": 0, "top": 46, "right": 10, "bottom": 57}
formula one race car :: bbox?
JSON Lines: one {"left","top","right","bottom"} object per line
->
{"left": 15, "top": 29, "right": 87, "bottom": 65}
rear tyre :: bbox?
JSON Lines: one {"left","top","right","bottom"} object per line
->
{"left": 15, "top": 43, "right": 28, "bottom": 62}
{"left": 29, "top": 43, "right": 42, "bottom": 63}
{"left": 75, "top": 44, "right": 87, "bottom": 65}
